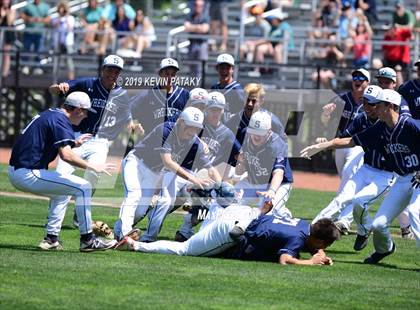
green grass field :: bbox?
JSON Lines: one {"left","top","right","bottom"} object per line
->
{"left": 1, "top": 164, "right": 419, "bottom": 309}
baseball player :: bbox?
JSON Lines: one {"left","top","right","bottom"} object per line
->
{"left": 398, "top": 59, "right": 420, "bottom": 119}
{"left": 8, "top": 92, "right": 117, "bottom": 251}
{"left": 187, "top": 87, "right": 209, "bottom": 111}
{"left": 130, "top": 57, "right": 190, "bottom": 133}
{"left": 302, "top": 89, "right": 420, "bottom": 263}
{"left": 319, "top": 68, "right": 370, "bottom": 232}
{"left": 116, "top": 205, "right": 340, "bottom": 266}
{"left": 306, "top": 86, "right": 396, "bottom": 249}
{"left": 175, "top": 92, "right": 241, "bottom": 241}
{"left": 226, "top": 83, "right": 285, "bottom": 148}
{"left": 113, "top": 107, "right": 216, "bottom": 241}
{"left": 375, "top": 67, "right": 414, "bottom": 239}
{"left": 211, "top": 53, "right": 245, "bottom": 121}
{"left": 235, "top": 110, "right": 293, "bottom": 219}
{"left": 48, "top": 55, "right": 141, "bottom": 226}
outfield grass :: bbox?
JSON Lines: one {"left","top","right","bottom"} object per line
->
{"left": 1, "top": 185, "right": 419, "bottom": 309}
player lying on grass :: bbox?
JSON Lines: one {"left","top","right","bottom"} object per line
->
{"left": 301, "top": 89, "right": 420, "bottom": 264}
{"left": 116, "top": 185, "right": 340, "bottom": 266}
{"left": 8, "top": 92, "right": 117, "bottom": 252}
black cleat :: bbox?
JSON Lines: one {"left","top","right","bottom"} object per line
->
{"left": 229, "top": 226, "right": 245, "bottom": 241}
{"left": 174, "top": 231, "right": 189, "bottom": 242}
{"left": 354, "top": 234, "right": 370, "bottom": 251}
{"left": 363, "top": 242, "right": 396, "bottom": 264}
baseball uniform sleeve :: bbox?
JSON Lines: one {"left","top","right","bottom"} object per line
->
{"left": 277, "top": 236, "right": 306, "bottom": 258}
{"left": 51, "top": 116, "right": 76, "bottom": 148}
{"left": 352, "top": 125, "right": 379, "bottom": 150}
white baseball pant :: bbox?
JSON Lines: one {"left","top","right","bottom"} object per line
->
{"left": 370, "top": 173, "right": 420, "bottom": 253}
{"left": 113, "top": 150, "right": 160, "bottom": 240}
{"left": 141, "top": 170, "right": 192, "bottom": 242}
{"left": 49, "top": 136, "right": 110, "bottom": 224}
{"left": 8, "top": 166, "right": 93, "bottom": 235}
{"left": 234, "top": 179, "right": 293, "bottom": 218}
{"left": 313, "top": 164, "right": 394, "bottom": 229}
{"left": 132, "top": 205, "right": 260, "bottom": 256}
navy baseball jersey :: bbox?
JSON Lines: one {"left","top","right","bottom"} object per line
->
{"left": 241, "top": 132, "right": 293, "bottom": 185}
{"left": 226, "top": 109, "right": 285, "bottom": 147}
{"left": 211, "top": 81, "right": 245, "bottom": 117}
{"left": 334, "top": 91, "right": 364, "bottom": 137}
{"left": 353, "top": 115, "right": 420, "bottom": 175}
{"left": 133, "top": 122, "right": 212, "bottom": 172}
{"left": 66, "top": 77, "right": 112, "bottom": 134}
{"left": 238, "top": 215, "right": 310, "bottom": 261}
{"left": 200, "top": 122, "right": 240, "bottom": 166}
{"left": 131, "top": 86, "right": 190, "bottom": 132}
{"left": 10, "top": 108, "right": 75, "bottom": 170}
{"left": 342, "top": 113, "right": 390, "bottom": 171}
{"left": 398, "top": 79, "right": 420, "bottom": 119}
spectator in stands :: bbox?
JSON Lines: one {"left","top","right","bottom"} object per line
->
{"left": 184, "top": 0, "right": 210, "bottom": 78}
{"left": 79, "top": 0, "right": 104, "bottom": 55}
{"left": 318, "top": 0, "right": 340, "bottom": 28}
{"left": 20, "top": 0, "right": 51, "bottom": 75}
{"left": 349, "top": 14, "right": 373, "bottom": 68}
{"left": 356, "top": 0, "right": 378, "bottom": 25}
{"left": 254, "top": 12, "right": 294, "bottom": 68}
{"left": 129, "top": 9, "right": 156, "bottom": 58}
{"left": 209, "top": 0, "right": 229, "bottom": 51}
{"left": 239, "top": 5, "right": 270, "bottom": 62}
{"left": 100, "top": 0, "right": 135, "bottom": 55}
{"left": 0, "top": 0, "right": 16, "bottom": 78}
{"left": 112, "top": 4, "right": 134, "bottom": 50}
{"left": 51, "top": 1, "right": 75, "bottom": 80}
{"left": 338, "top": 2, "right": 358, "bottom": 62}
{"left": 311, "top": 32, "right": 344, "bottom": 89}
{"left": 393, "top": 0, "right": 415, "bottom": 29}
{"left": 382, "top": 24, "right": 412, "bottom": 78}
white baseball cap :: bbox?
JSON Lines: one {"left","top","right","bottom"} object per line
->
{"left": 179, "top": 107, "right": 204, "bottom": 128}
{"left": 160, "top": 58, "right": 179, "bottom": 71}
{"left": 377, "top": 89, "right": 401, "bottom": 106}
{"left": 216, "top": 53, "right": 235, "bottom": 66}
{"left": 206, "top": 91, "right": 226, "bottom": 110}
{"left": 65, "top": 92, "right": 96, "bottom": 113}
{"left": 352, "top": 68, "right": 370, "bottom": 81}
{"left": 189, "top": 88, "right": 209, "bottom": 106}
{"left": 414, "top": 59, "right": 420, "bottom": 66}
{"left": 363, "top": 85, "right": 382, "bottom": 104}
{"left": 247, "top": 111, "right": 272, "bottom": 136}
{"left": 376, "top": 67, "right": 397, "bottom": 82}
{"left": 102, "top": 55, "right": 124, "bottom": 69}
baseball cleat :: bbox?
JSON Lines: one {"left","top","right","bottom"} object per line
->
{"left": 174, "top": 231, "right": 189, "bottom": 242}
{"left": 229, "top": 225, "right": 245, "bottom": 241}
{"left": 38, "top": 238, "right": 63, "bottom": 251}
{"left": 80, "top": 237, "right": 117, "bottom": 252}
{"left": 401, "top": 226, "right": 415, "bottom": 240}
{"left": 334, "top": 221, "right": 349, "bottom": 235}
{"left": 114, "top": 236, "right": 135, "bottom": 251}
{"left": 363, "top": 242, "right": 396, "bottom": 264}
{"left": 353, "top": 234, "right": 369, "bottom": 251}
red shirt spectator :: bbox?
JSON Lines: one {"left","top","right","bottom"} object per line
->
{"left": 383, "top": 26, "right": 412, "bottom": 67}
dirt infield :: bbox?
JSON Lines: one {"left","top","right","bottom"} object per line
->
{"left": 1, "top": 148, "right": 340, "bottom": 192}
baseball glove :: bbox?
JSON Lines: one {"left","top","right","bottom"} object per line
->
{"left": 92, "top": 220, "right": 114, "bottom": 239}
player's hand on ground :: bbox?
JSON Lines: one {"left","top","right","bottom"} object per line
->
{"left": 89, "top": 163, "right": 117, "bottom": 176}
{"left": 57, "top": 82, "right": 70, "bottom": 94}
{"left": 300, "top": 144, "right": 325, "bottom": 159}
{"left": 75, "top": 133, "right": 92, "bottom": 147}
{"left": 315, "top": 137, "right": 328, "bottom": 144}
{"left": 411, "top": 172, "right": 420, "bottom": 189}
{"left": 311, "top": 253, "right": 327, "bottom": 265}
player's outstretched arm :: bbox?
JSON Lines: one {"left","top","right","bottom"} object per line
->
{"left": 279, "top": 252, "right": 333, "bottom": 266}
{"left": 300, "top": 137, "right": 354, "bottom": 159}
{"left": 208, "top": 166, "right": 222, "bottom": 184}
{"left": 49, "top": 82, "right": 70, "bottom": 95}
{"left": 257, "top": 169, "right": 284, "bottom": 200}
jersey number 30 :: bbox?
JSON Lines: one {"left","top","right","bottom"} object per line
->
{"left": 405, "top": 154, "right": 419, "bottom": 168}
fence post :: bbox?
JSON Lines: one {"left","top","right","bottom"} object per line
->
{"left": 13, "top": 47, "right": 22, "bottom": 141}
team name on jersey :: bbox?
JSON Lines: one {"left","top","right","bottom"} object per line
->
{"left": 91, "top": 98, "right": 107, "bottom": 108}
{"left": 105, "top": 101, "right": 118, "bottom": 113}
{"left": 384, "top": 143, "right": 411, "bottom": 154}
{"left": 415, "top": 97, "right": 420, "bottom": 107}
{"left": 202, "top": 137, "right": 220, "bottom": 155}
{"left": 244, "top": 151, "right": 269, "bottom": 176}
{"left": 153, "top": 107, "right": 180, "bottom": 120}
{"left": 342, "top": 110, "right": 353, "bottom": 119}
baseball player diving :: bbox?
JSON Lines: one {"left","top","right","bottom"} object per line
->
{"left": 8, "top": 92, "right": 117, "bottom": 252}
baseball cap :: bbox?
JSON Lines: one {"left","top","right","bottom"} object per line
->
{"left": 352, "top": 68, "right": 370, "bottom": 81}
{"left": 363, "top": 85, "right": 382, "bottom": 105}
{"left": 179, "top": 107, "right": 204, "bottom": 128}
{"left": 395, "top": 0, "right": 404, "bottom": 7}
{"left": 216, "top": 53, "right": 235, "bottom": 66}
{"left": 206, "top": 91, "right": 226, "bottom": 109}
{"left": 414, "top": 59, "right": 420, "bottom": 66}
{"left": 102, "top": 55, "right": 124, "bottom": 69}
{"left": 247, "top": 111, "right": 272, "bottom": 136}
{"left": 189, "top": 88, "right": 209, "bottom": 106}
{"left": 342, "top": 1, "right": 351, "bottom": 10}
{"left": 65, "top": 92, "right": 96, "bottom": 113}
{"left": 377, "top": 89, "right": 401, "bottom": 106}
{"left": 160, "top": 58, "right": 179, "bottom": 71}
{"left": 376, "top": 67, "right": 397, "bottom": 82}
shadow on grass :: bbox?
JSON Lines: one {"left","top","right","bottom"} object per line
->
{"left": 333, "top": 259, "right": 420, "bottom": 272}
{"left": 328, "top": 250, "right": 358, "bottom": 255}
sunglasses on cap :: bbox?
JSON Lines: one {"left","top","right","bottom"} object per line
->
{"left": 352, "top": 76, "right": 368, "bottom": 82}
